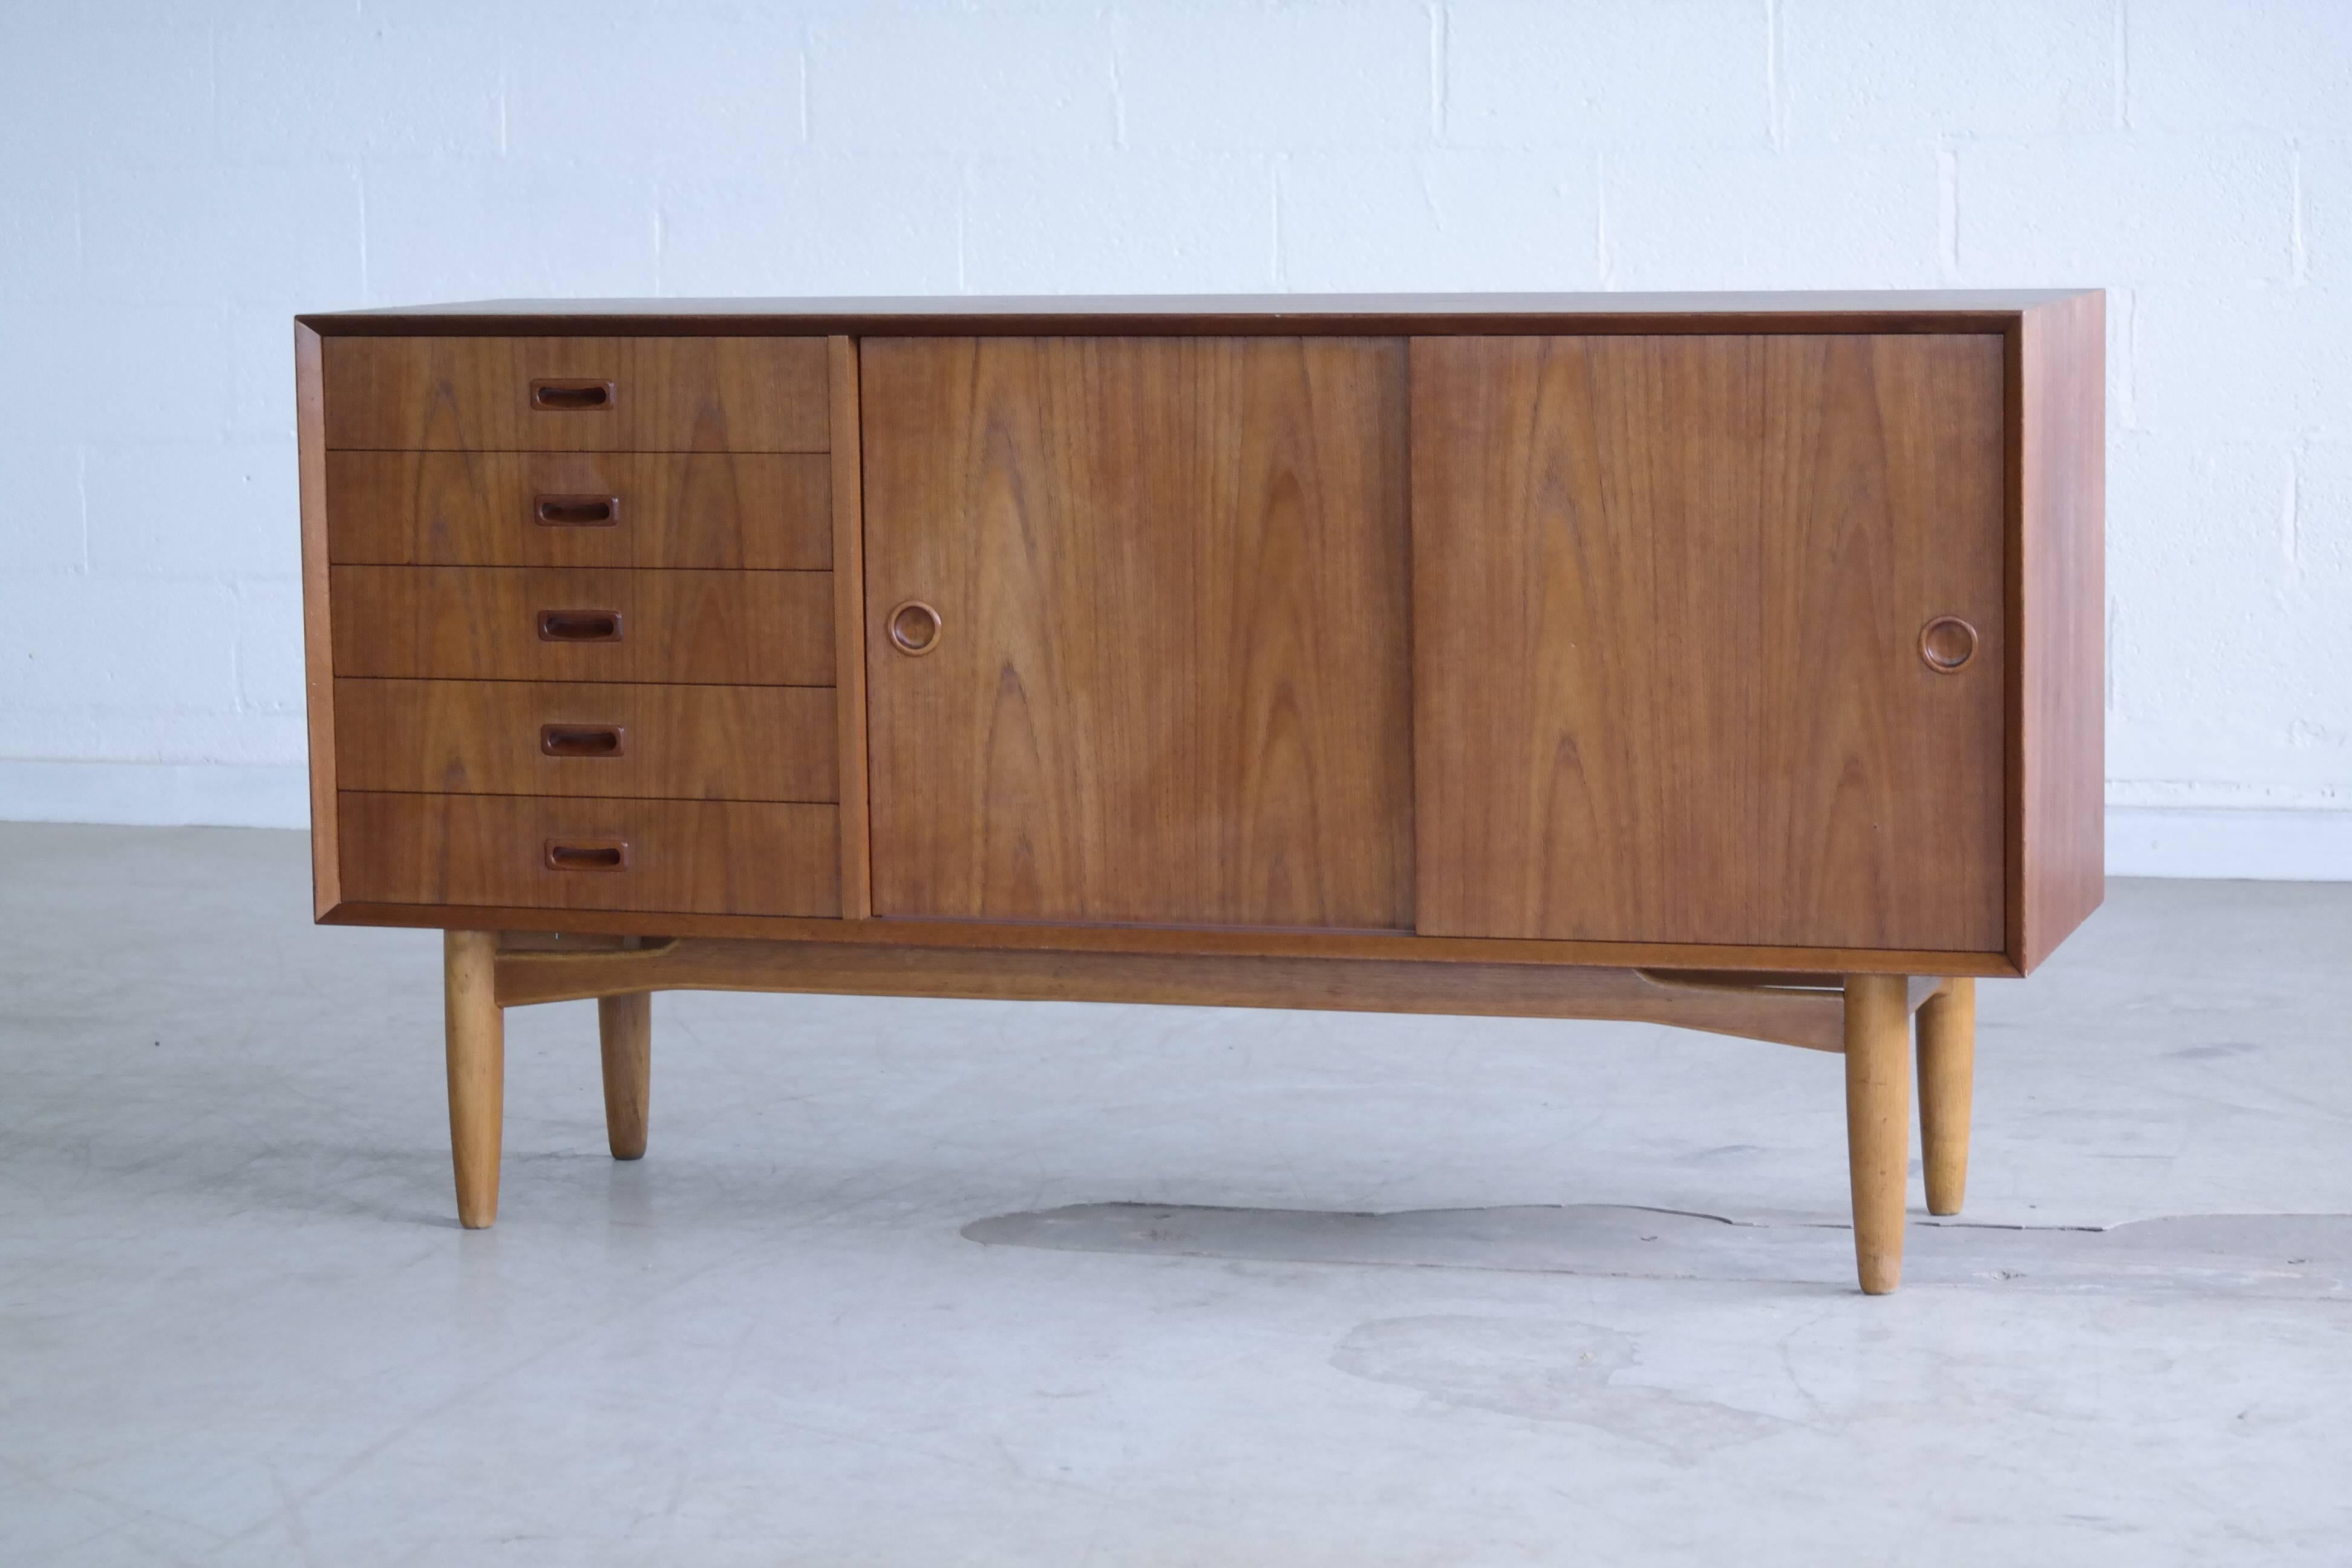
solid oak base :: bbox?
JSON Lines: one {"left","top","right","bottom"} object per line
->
{"left": 442, "top": 931, "right": 1975, "bottom": 1293}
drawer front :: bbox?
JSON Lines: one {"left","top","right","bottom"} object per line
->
{"left": 325, "top": 452, "right": 831, "bottom": 569}
{"left": 335, "top": 679, "right": 837, "bottom": 802}
{"left": 321, "top": 336, "right": 829, "bottom": 452}
{"left": 339, "top": 792, "right": 841, "bottom": 916}
{"left": 330, "top": 566, "right": 834, "bottom": 685}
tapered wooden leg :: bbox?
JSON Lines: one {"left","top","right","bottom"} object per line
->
{"left": 1843, "top": 974, "right": 1912, "bottom": 1295}
{"left": 1916, "top": 977, "right": 1976, "bottom": 1217}
{"left": 598, "top": 992, "right": 652, "bottom": 1161}
{"left": 444, "top": 930, "right": 505, "bottom": 1229}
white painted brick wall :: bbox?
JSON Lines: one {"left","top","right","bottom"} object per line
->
{"left": 0, "top": 0, "right": 2345, "bottom": 874}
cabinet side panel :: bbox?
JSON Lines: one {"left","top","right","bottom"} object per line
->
{"left": 2016, "top": 294, "right": 2106, "bottom": 971}
{"left": 296, "top": 323, "right": 340, "bottom": 916}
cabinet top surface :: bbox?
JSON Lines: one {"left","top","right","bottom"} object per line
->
{"left": 300, "top": 289, "right": 2101, "bottom": 336}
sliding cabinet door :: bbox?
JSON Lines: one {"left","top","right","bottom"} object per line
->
{"left": 861, "top": 336, "right": 1414, "bottom": 930}
{"left": 1411, "top": 333, "right": 2008, "bottom": 953}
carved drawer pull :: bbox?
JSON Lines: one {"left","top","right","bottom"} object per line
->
{"left": 887, "top": 599, "right": 942, "bottom": 656}
{"left": 534, "top": 494, "right": 619, "bottom": 528}
{"left": 529, "top": 379, "right": 614, "bottom": 412}
{"left": 1918, "top": 615, "right": 1979, "bottom": 673}
{"left": 544, "top": 838, "right": 629, "bottom": 872}
{"left": 540, "top": 724, "right": 627, "bottom": 758}
{"left": 538, "top": 609, "right": 624, "bottom": 642}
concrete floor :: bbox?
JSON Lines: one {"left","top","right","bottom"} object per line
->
{"left": 2, "top": 823, "right": 2348, "bottom": 1565}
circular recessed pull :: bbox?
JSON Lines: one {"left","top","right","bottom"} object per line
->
{"left": 887, "top": 599, "right": 942, "bottom": 656}
{"left": 1918, "top": 615, "right": 1979, "bottom": 673}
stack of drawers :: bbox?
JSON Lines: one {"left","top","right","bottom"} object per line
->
{"left": 319, "top": 336, "right": 845, "bottom": 918}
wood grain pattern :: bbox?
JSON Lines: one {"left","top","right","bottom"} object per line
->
{"left": 339, "top": 792, "right": 841, "bottom": 916}
{"left": 320, "top": 335, "right": 828, "bottom": 451}
{"left": 829, "top": 336, "right": 873, "bottom": 918}
{"left": 1843, "top": 972, "right": 1913, "bottom": 1294}
{"left": 861, "top": 335, "right": 1414, "bottom": 929}
{"left": 1916, "top": 975, "right": 1975, "bottom": 1215}
{"left": 333, "top": 679, "right": 837, "bottom": 802}
{"left": 329, "top": 566, "right": 833, "bottom": 685}
{"left": 1412, "top": 333, "right": 2007, "bottom": 953}
{"left": 1642, "top": 970, "right": 1947, "bottom": 1008}
{"left": 598, "top": 989, "right": 652, "bottom": 1160}
{"left": 324, "top": 898, "right": 2026, "bottom": 978}
{"left": 493, "top": 938, "right": 1851, "bottom": 1052}
{"left": 301, "top": 290, "right": 2098, "bottom": 341}
{"left": 2014, "top": 293, "right": 2106, "bottom": 973}
{"left": 324, "top": 451, "right": 831, "bottom": 568}
{"left": 444, "top": 930, "right": 504, "bottom": 1228}
{"left": 296, "top": 322, "right": 340, "bottom": 916}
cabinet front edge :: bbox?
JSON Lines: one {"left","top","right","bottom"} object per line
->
{"left": 316, "top": 901, "right": 2024, "bottom": 979}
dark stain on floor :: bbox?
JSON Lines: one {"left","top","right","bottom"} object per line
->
{"left": 964, "top": 1202, "right": 2352, "bottom": 1299}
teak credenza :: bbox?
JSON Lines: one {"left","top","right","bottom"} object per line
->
{"left": 295, "top": 292, "right": 2105, "bottom": 1294}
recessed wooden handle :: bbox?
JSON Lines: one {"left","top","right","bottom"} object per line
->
{"left": 534, "top": 494, "right": 619, "bottom": 528}
{"left": 538, "top": 609, "right": 624, "bottom": 642}
{"left": 529, "top": 379, "right": 615, "bottom": 412}
{"left": 540, "top": 724, "right": 627, "bottom": 758}
{"left": 1919, "top": 615, "right": 1979, "bottom": 673}
{"left": 887, "top": 599, "right": 942, "bottom": 656}
{"left": 544, "top": 838, "right": 629, "bottom": 872}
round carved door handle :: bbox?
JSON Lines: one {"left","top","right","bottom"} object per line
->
{"left": 887, "top": 599, "right": 943, "bottom": 656}
{"left": 1918, "top": 615, "right": 1979, "bottom": 673}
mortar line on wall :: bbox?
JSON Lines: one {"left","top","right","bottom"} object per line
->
{"left": 1110, "top": 25, "right": 1126, "bottom": 148}
{"left": 2118, "top": 287, "right": 2137, "bottom": 430}
{"left": 2105, "top": 595, "right": 2118, "bottom": 713}
{"left": 1428, "top": 2, "right": 1446, "bottom": 141}
{"left": 955, "top": 166, "right": 969, "bottom": 293}
{"left": 1595, "top": 151, "right": 1612, "bottom": 289}
{"left": 74, "top": 446, "right": 89, "bottom": 574}
{"left": 1937, "top": 143, "right": 1959, "bottom": 281}
{"left": 2110, "top": 782, "right": 2352, "bottom": 809}
{"left": 1272, "top": 157, "right": 1287, "bottom": 289}
{"left": 2291, "top": 145, "right": 2308, "bottom": 283}
{"left": 2112, "top": 0, "right": 2129, "bottom": 129}
{"left": 228, "top": 580, "right": 246, "bottom": 718}
{"left": 2284, "top": 444, "right": 2302, "bottom": 568}
{"left": 356, "top": 163, "right": 370, "bottom": 304}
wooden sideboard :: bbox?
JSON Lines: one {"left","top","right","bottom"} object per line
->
{"left": 295, "top": 292, "right": 2106, "bottom": 1293}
